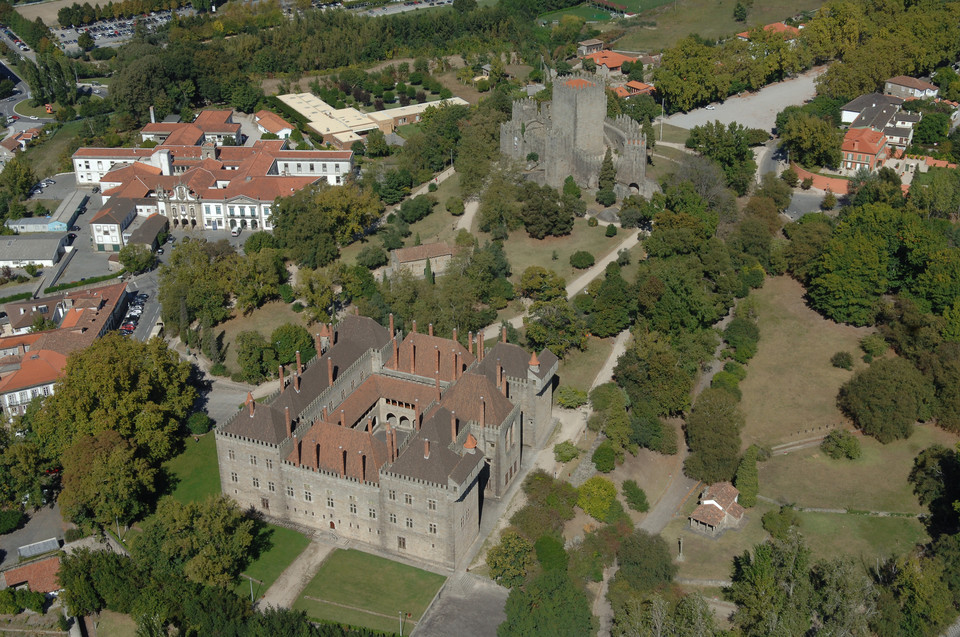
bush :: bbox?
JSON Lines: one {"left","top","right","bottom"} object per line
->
{"left": 64, "top": 527, "right": 86, "bottom": 542}
{"left": 0, "top": 509, "right": 24, "bottom": 535}
{"left": 735, "top": 445, "right": 759, "bottom": 507}
{"left": 831, "top": 351, "right": 853, "bottom": 370}
{"left": 511, "top": 504, "right": 564, "bottom": 540}
{"left": 859, "top": 333, "right": 887, "bottom": 358}
{"left": 821, "top": 190, "right": 837, "bottom": 210}
{"left": 596, "top": 188, "right": 616, "bottom": 206}
{"left": 605, "top": 224, "right": 617, "bottom": 237}
{"left": 487, "top": 530, "right": 534, "bottom": 588}
{"left": 589, "top": 383, "right": 625, "bottom": 412}
{"left": 592, "top": 441, "right": 616, "bottom": 472}
{"left": 570, "top": 251, "right": 595, "bottom": 270}
{"left": 762, "top": 505, "right": 800, "bottom": 540}
{"left": 535, "top": 535, "right": 568, "bottom": 572}
{"left": 187, "top": 412, "right": 213, "bottom": 435}
{"left": 428, "top": 182, "right": 438, "bottom": 193}
{"left": 278, "top": 283, "right": 295, "bottom": 303}
{"left": 210, "top": 363, "right": 229, "bottom": 377}
{"left": 578, "top": 476, "right": 617, "bottom": 521}
{"left": 587, "top": 217, "right": 599, "bottom": 227}
{"left": 622, "top": 480, "right": 649, "bottom": 512}
{"left": 554, "top": 441, "right": 581, "bottom": 463}
{"left": 780, "top": 168, "right": 799, "bottom": 187}
{"left": 357, "top": 244, "right": 388, "bottom": 269}
{"left": 446, "top": 196, "right": 465, "bottom": 216}
{"left": 556, "top": 385, "right": 588, "bottom": 408}
{"left": 801, "top": 176, "right": 814, "bottom": 190}
{"left": 820, "top": 429, "right": 861, "bottom": 460}
{"left": 291, "top": 302, "right": 305, "bottom": 313}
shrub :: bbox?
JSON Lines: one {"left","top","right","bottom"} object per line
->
{"left": 831, "top": 351, "right": 853, "bottom": 370}
{"left": 821, "top": 190, "right": 837, "bottom": 210}
{"left": 446, "top": 196, "right": 464, "bottom": 216}
{"left": 780, "top": 168, "right": 799, "bottom": 187}
{"left": 860, "top": 333, "right": 887, "bottom": 358}
{"left": 64, "top": 527, "right": 86, "bottom": 542}
{"left": 570, "top": 251, "right": 595, "bottom": 270}
{"left": 511, "top": 504, "right": 564, "bottom": 540}
{"left": 554, "top": 441, "right": 580, "bottom": 463}
{"left": 820, "top": 429, "right": 861, "bottom": 460}
{"left": 762, "top": 505, "right": 800, "bottom": 540}
{"left": 556, "top": 385, "right": 588, "bottom": 408}
{"left": 0, "top": 589, "right": 19, "bottom": 614}
{"left": 487, "top": 530, "right": 534, "bottom": 588}
{"left": 592, "top": 441, "right": 616, "bottom": 472}
{"left": 801, "top": 176, "right": 814, "bottom": 190}
{"left": 577, "top": 476, "right": 617, "bottom": 521}
{"left": 278, "top": 283, "right": 295, "bottom": 303}
{"left": 526, "top": 152, "right": 539, "bottom": 162}
{"left": 622, "top": 480, "right": 649, "bottom": 512}
{"left": 0, "top": 509, "right": 24, "bottom": 535}
{"left": 291, "top": 302, "right": 304, "bottom": 313}
{"left": 587, "top": 217, "right": 599, "bottom": 227}
{"left": 596, "top": 188, "right": 616, "bottom": 206}
{"left": 428, "top": 182, "right": 438, "bottom": 192}
{"left": 187, "top": 412, "right": 213, "bottom": 435}
{"left": 210, "top": 363, "right": 229, "bottom": 377}
{"left": 590, "top": 383, "right": 625, "bottom": 412}
{"left": 357, "top": 244, "right": 388, "bottom": 269}
{"left": 16, "top": 589, "right": 44, "bottom": 613}
{"left": 605, "top": 224, "right": 617, "bottom": 237}
{"left": 711, "top": 371, "right": 742, "bottom": 400}
{"left": 734, "top": 445, "right": 759, "bottom": 507}
{"left": 535, "top": 535, "right": 568, "bottom": 572}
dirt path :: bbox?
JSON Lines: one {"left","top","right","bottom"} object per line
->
{"left": 457, "top": 198, "right": 478, "bottom": 233}
{"left": 257, "top": 539, "right": 335, "bottom": 610}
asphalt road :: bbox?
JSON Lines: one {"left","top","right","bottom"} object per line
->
{"left": 0, "top": 503, "right": 66, "bottom": 570}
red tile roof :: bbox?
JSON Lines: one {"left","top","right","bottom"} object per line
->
{"left": 0, "top": 349, "right": 66, "bottom": 394}
{"left": 842, "top": 128, "right": 887, "bottom": 155}
{"left": 255, "top": 110, "right": 295, "bottom": 135}
{"left": 1, "top": 556, "right": 61, "bottom": 593}
{"left": 582, "top": 50, "right": 637, "bottom": 70}
{"left": 737, "top": 21, "right": 800, "bottom": 40}
{"left": 439, "top": 372, "right": 514, "bottom": 427}
{"left": 565, "top": 78, "right": 596, "bottom": 90}
{"left": 613, "top": 86, "right": 630, "bottom": 98}
{"left": 288, "top": 419, "right": 389, "bottom": 482}
{"left": 392, "top": 242, "right": 454, "bottom": 264}
{"left": 887, "top": 75, "right": 938, "bottom": 92}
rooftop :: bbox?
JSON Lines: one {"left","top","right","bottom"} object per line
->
{"left": 1, "top": 556, "right": 61, "bottom": 593}
{"left": 886, "top": 75, "right": 938, "bottom": 92}
{"left": 581, "top": 50, "right": 637, "bottom": 70}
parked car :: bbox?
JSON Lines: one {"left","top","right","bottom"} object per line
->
{"left": 70, "top": 225, "right": 80, "bottom": 231}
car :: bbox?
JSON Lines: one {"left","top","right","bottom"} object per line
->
{"left": 94, "top": 89, "right": 100, "bottom": 94}
{"left": 121, "top": 322, "right": 137, "bottom": 330}
{"left": 156, "top": 247, "right": 164, "bottom": 255}
{"left": 9, "top": 114, "right": 18, "bottom": 120}
{"left": 136, "top": 292, "right": 148, "bottom": 300}
{"left": 67, "top": 233, "right": 76, "bottom": 240}
{"left": 70, "top": 225, "right": 80, "bottom": 231}
{"left": 28, "top": 115, "right": 37, "bottom": 120}
{"left": 705, "top": 105, "right": 716, "bottom": 110}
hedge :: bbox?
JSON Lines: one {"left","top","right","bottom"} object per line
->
{"left": 0, "top": 291, "right": 32, "bottom": 304}
{"left": 45, "top": 270, "right": 125, "bottom": 294}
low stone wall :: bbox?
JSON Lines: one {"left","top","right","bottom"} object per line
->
{"left": 791, "top": 163, "right": 849, "bottom": 195}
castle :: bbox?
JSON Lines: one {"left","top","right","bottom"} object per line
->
{"left": 500, "top": 74, "right": 648, "bottom": 193}
{"left": 215, "top": 315, "right": 558, "bottom": 569}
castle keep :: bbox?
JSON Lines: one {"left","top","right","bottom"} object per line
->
{"left": 215, "top": 315, "right": 558, "bottom": 569}
{"left": 500, "top": 74, "right": 647, "bottom": 192}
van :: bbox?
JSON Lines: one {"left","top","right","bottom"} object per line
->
{"left": 231, "top": 227, "right": 241, "bottom": 237}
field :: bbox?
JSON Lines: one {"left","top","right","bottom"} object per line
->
{"left": 20, "top": 120, "right": 83, "bottom": 178}
{"left": 796, "top": 512, "right": 927, "bottom": 562}
{"left": 216, "top": 300, "right": 308, "bottom": 373}
{"left": 557, "top": 334, "right": 616, "bottom": 392}
{"left": 162, "top": 433, "right": 220, "bottom": 505}
{"left": 293, "top": 549, "right": 446, "bottom": 633}
{"left": 235, "top": 525, "right": 312, "bottom": 600}
{"left": 612, "top": 0, "right": 825, "bottom": 52}
{"left": 502, "top": 217, "right": 622, "bottom": 286}
{"left": 16, "top": 0, "right": 114, "bottom": 26}
{"left": 759, "top": 425, "right": 960, "bottom": 514}
{"left": 737, "top": 276, "right": 871, "bottom": 448}
{"left": 93, "top": 610, "right": 138, "bottom": 637}
{"left": 540, "top": 4, "right": 614, "bottom": 22}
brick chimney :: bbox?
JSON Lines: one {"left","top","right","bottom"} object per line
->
{"left": 435, "top": 346, "right": 440, "bottom": 375}
{"left": 435, "top": 374, "right": 441, "bottom": 402}
{"left": 479, "top": 336, "right": 484, "bottom": 361}
{"left": 339, "top": 446, "right": 345, "bottom": 476}
{"left": 502, "top": 377, "right": 507, "bottom": 397}
{"left": 294, "top": 371, "right": 300, "bottom": 393}
{"left": 393, "top": 428, "right": 398, "bottom": 460}
{"left": 322, "top": 406, "right": 328, "bottom": 421}
{"left": 367, "top": 417, "right": 373, "bottom": 434}
{"left": 450, "top": 410, "right": 457, "bottom": 442}
{"left": 468, "top": 331, "right": 474, "bottom": 355}
{"left": 314, "top": 332, "right": 321, "bottom": 355}
{"left": 497, "top": 359, "right": 502, "bottom": 390}
{"left": 424, "top": 438, "right": 430, "bottom": 459}
{"left": 414, "top": 398, "right": 420, "bottom": 430}
{"left": 452, "top": 327, "right": 457, "bottom": 343}
{"left": 285, "top": 406, "right": 292, "bottom": 438}
{"left": 279, "top": 365, "right": 285, "bottom": 393}
{"left": 246, "top": 392, "right": 255, "bottom": 417}
{"left": 428, "top": 323, "right": 434, "bottom": 337}
{"left": 502, "top": 326, "right": 507, "bottom": 343}
{"left": 296, "top": 350, "right": 302, "bottom": 374}
{"left": 389, "top": 312, "right": 394, "bottom": 336}
{"left": 412, "top": 319, "right": 417, "bottom": 333}
{"left": 392, "top": 337, "right": 399, "bottom": 369}
{"left": 327, "top": 357, "right": 333, "bottom": 386}
{"left": 294, "top": 435, "right": 300, "bottom": 466}
{"left": 452, "top": 349, "right": 458, "bottom": 379}
{"left": 480, "top": 396, "right": 485, "bottom": 428}
{"left": 361, "top": 453, "right": 367, "bottom": 482}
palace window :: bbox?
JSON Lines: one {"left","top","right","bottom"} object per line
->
{"left": 304, "top": 490, "right": 312, "bottom": 502}
{"left": 389, "top": 490, "right": 396, "bottom": 501}
{"left": 369, "top": 508, "right": 377, "bottom": 519}
{"left": 327, "top": 496, "right": 334, "bottom": 508}
{"left": 265, "top": 458, "right": 273, "bottom": 469}
{"left": 249, "top": 455, "right": 257, "bottom": 466}
{"left": 389, "top": 513, "right": 397, "bottom": 524}
{"left": 286, "top": 486, "right": 294, "bottom": 497}
{"left": 268, "top": 482, "right": 275, "bottom": 492}
{"left": 228, "top": 449, "right": 235, "bottom": 460}
{"left": 230, "top": 472, "right": 238, "bottom": 483}
{"left": 429, "top": 523, "right": 437, "bottom": 534}
{"left": 405, "top": 518, "right": 414, "bottom": 529}
{"left": 404, "top": 494, "right": 413, "bottom": 505}
{"left": 428, "top": 499, "right": 436, "bottom": 511}
{"left": 252, "top": 477, "right": 260, "bottom": 488}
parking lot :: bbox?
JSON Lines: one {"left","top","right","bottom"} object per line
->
{"left": 53, "top": 7, "right": 194, "bottom": 52}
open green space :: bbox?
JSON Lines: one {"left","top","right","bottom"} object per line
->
{"left": 13, "top": 100, "right": 54, "bottom": 118}
{"left": 738, "top": 276, "right": 871, "bottom": 448}
{"left": 540, "top": 4, "right": 613, "bottom": 22}
{"left": 93, "top": 610, "right": 138, "bottom": 637}
{"left": 236, "top": 524, "right": 311, "bottom": 601}
{"left": 293, "top": 549, "right": 445, "bottom": 633}
{"left": 162, "top": 433, "right": 220, "bottom": 506}
{"left": 557, "top": 334, "right": 616, "bottom": 392}
{"left": 759, "top": 425, "right": 960, "bottom": 514}
{"left": 395, "top": 122, "right": 422, "bottom": 138}
{"left": 216, "top": 300, "right": 308, "bottom": 373}
{"left": 613, "top": 0, "right": 824, "bottom": 53}
{"left": 797, "top": 512, "right": 928, "bottom": 562}
{"left": 20, "top": 120, "right": 83, "bottom": 179}
{"left": 502, "top": 217, "right": 620, "bottom": 286}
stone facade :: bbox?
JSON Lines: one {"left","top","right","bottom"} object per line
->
{"left": 215, "top": 317, "right": 558, "bottom": 569}
{"left": 500, "top": 74, "right": 648, "bottom": 193}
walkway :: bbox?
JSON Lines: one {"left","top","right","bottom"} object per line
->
{"left": 456, "top": 198, "right": 478, "bottom": 233}
{"left": 257, "top": 538, "right": 336, "bottom": 610}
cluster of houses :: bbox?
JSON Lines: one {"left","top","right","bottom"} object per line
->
{"left": 576, "top": 39, "right": 657, "bottom": 99}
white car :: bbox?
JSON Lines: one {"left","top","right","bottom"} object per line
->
{"left": 705, "top": 105, "right": 716, "bottom": 110}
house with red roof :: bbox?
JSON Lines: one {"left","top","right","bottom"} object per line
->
{"left": 0, "top": 556, "right": 61, "bottom": 593}
{"left": 842, "top": 128, "right": 889, "bottom": 174}
{"left": 736, "top": 21, "right": 801, "bottom": 41}
{"left": 141, "top": 110, "right": 241, "bottom": 146}
{"left": 581, "top": 50, "right": 637, "bottom": 77}
{"left": 689, "top": 482, "right": 745, "bottom": 536}
{"left": 885, "top": 76, "right": 939, "bottom": 101}
{"left": 0, "top": 127, "right": 43, "bottom": 154}
{"left": 255, "top": 110, "right": 295, "bottom": 140}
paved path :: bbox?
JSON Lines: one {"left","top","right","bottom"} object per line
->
{"left": 457, "top": 199, "right": 478, "bottom": 233}
{"left": 257, "top": 538, "right": 335, "bottom": 610}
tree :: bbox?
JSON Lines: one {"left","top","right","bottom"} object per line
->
{"left": 820, "top": 429, "right": 861, "bottom": 459}
{"left": 735, "top": 445, "right": 759, "bottom": 507}
{"left": 366, "top": 129, "right": 390, "bottom": 157}
{"left": 908, "top": 445, "right": 960, "bottom": 535}
{"left": 235, "top": 331, "right": 277, "bottom": 384}
{"left": 733, "top": 1, "right": 747, "bottom": 21}
{"left": 271, "top": 323, "right": 315, "bottom": 366}
{"left": 622, "top": 480, "right": 649, "bottom": 512}
{"left": 598, "top": 148, "right": 616, "bottom": 191}
{"left": 243, "top": 231, "right": 279, "bottom": 254}
{"left": 810, "top": 558, "right": 877, "bottom": 636}
{"left": 684, "top": 388, "right": 744, "bottom": 483}
{"left": 519, "top": 182, "right": 573, "bottom": 239}
{"left": 518, "top": 266, "right": 565, "bottom": 302}
{"left": 570, "top": 251, "right": 595, "bottom": 269}
{"left": 498, "top": 571, "right": 592, "bottom": 637}
{"left": 577, "top": 475, "right": 617, "bottom": 520}
{"left": 0, "top": 158, "right": 36, "bottom": 200}
{"left": 232, "top": 248, "right": 286, "bottom": 314}
{"left": 77, "top": 30, "right": 94, "bottom": 50}
{"left": 158, "top": 238, "right": 236, "bottom": 336}
{"left": 838, "top": 358, "right": 934, "bottom": 442}
{"left": 915, "top": 112, "right": 949, "bottom": 145}
{"left": 133, "top": 495, "right": 258, "bottom": 589}
{"left": 32, "top": 335, "right": 195, "bottom": 464}
{"left": 524, "top": 299, "right": 587, "bottom": 358}
{"left": 59, "top": 430, "right": 157, "bottom": 530}
{"left": 615, "top": 530, "right": 676, "bottom": 592}
{"left": 487, "top": 530, "right": 534, "bottom": 588}
{"left": 686, "top": 120, "right": 758, "bottom": 195}
{"left": 295, "top": 268, "right": 334, "bottom": 325}
{"left": 592, "top": 442, "right": 616, "bottom": 473}
{"left": 779, "top": 112, "right": 842, "bottom": 169}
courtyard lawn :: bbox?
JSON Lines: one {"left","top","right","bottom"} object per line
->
{"left": 293, "top": 549, "right": 446, "bottom": 633}
{"left": 797, "top": 512, "right": 928, "bottom": 562}
{"left": 614, "top": 0, "right": 825, "bottom": 53}
{"left": 217, "top": 301, "right": 309, "bottom": 373}
{"left": 21, "top": 120, "right": 83, "bottom": 178}
{"left": 162, "top": 433, "right": 220, "bottom": 505}
{"left": 738, "top": 276, "right": 872, "bottom": 448}
{"left": 236, "top": 525, "right": 311, "bottom": 601}
{"left": 557, "top": 335, "right": 617, "bottom": 392}
{"left": 502, "top": 217, "right": 621, "bottom": 287}
{"left": 94, "top": 610, "right": 138, "bottom": 637}
{"left": 759, "top": 425, "right": 960, "bottom": 514}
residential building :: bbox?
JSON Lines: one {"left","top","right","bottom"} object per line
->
{"left": 689, "top": 482, "right": 745, "bottom": 536}
{"left": 4, "top": 192, "right": 88, "bottom": 234}
{"left": 140, "top": 110, "right": 242, "bottom": 146}
{"left": 216, "top": 316, "right": 558, "bottom": 569}
{"left": 577, "top": 39, "right": 604, "bottom": 56}
{"left": 842, "top": 128, "right": 889, "bottom": 174}
{"left": 736, "top": 21, "right": 800, "bottom": 41}
{"left": 389, "top": 242, "right": 455, "bottom": 279}
{"left": 0, "top": 556, "right": 61, "bottom": 593}
{"left": 255, "top": 110, "right": 295, "bottom": 139}
{"left": 276, "top": 93, "right": 469, "bottom": 149}
{"left": 581, "top": 50, "right": 637, "bottom": 76}
{"left": 0, "top": 127, "right": 42, "bottom": 154}
{"left": 885, "top": 76, "right": 939, "bottom": 100}
{"left": 840, "top": 93, "right": 903, "bottom": 124}
{"left": 0, "top": 282, "right": 128, "bottom": 419}
{"left": 90, "top": 200, "right": 137, "bottom": 252}
{"left": 0, "top": 234, "right": 67, "bottom": 268}
{"left": 126, "top": 214, "right": 169, "bottom": 251}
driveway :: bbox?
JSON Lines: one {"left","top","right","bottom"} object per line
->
{"left": 414, "top": 573, "right": 507, "bottom": 637}
{"left": 0, "top": 503, "right": 68, "bottom": 569}
{"left": 785, "top": 190, "right": 826, "bottom": 221}
{"left": 666, "top": 66, "right": 826, "bottom": 132}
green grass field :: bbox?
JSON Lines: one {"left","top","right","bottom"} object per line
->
{"left": 540, "top": 4, "right": 614, "bottom": 22}
{"left": 217, "top": 300, "right": 309, "bottom": 373}
{"left": 557, "top": 334, "right": 617, "bottom": 392}
{"left": 293, "top": 549, "right": 446, "bottom": 633}
{"left": 797, "top": 512, "right": 928, "bottom": 562}
{"left": 21, "top": 120, "right": 83, "bottom": 178}
{"left": 94, "top": 610, "right": 138, "bottom": 637}
{"left": 162, "top": 433, "right": 221, "bottom": 505}
{"left": 236, "top": 524, "right": 311, "bottom": 601}
{"left": 501, "top": 217, "right": 621, "bottom": 287}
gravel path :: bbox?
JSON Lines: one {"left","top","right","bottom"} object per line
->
{"left": 257, "top": 539, "right": 335, "bottom": 610}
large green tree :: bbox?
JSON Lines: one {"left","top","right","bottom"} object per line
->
{"left": 498, "top": 570, "right": 592, "bottom": 637}
{"left": 683, "top": 387, "right": 744, "bottom": 483}
{"left": 838, "top": 357, "right": 934, "bottom": 443}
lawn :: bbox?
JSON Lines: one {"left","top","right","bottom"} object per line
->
{"left": 557, "top": 334, "right": 617, "bottom": 392}
{"left": 235, "top": 524, "right": 311, "bottom": 601}
{"left": 217, "top": 301, "right": 309, "bottom": 373}
{"left": 395, "top": 122, "right": 422, "bottom": 138}
{"left": 797, "top": 512, "right": 928, "bottom": 562}
{"left": 94, "top": 610, "right": 138, "bottom": 637}
{"left": 162, "top": 433, "right": 220, "bottom": 505}
{"left": 21, "top": 120, "right": 84, "bottom": 178}
{"left": 759, "top": 425, "right": 960, "bottom": 514}
{"left": 738, "top": 276, "right": 872, "bottom": 448}
{"left": 540, "top": 4, "right": 614, "bottom": 22}
{"left": 14, "top": 101, "right": 53, "bottom": 118}
{"left": 502, "top": 217, "right": 622, "bottom": 287}
{"left": 293, "top": 549, "right": 446, "bottom": 633}
{"left": 613, "top": 0, "right": 825, "bottom": 52}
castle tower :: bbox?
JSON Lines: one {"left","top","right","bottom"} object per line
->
{"left": 551, "top": 74, "right": 605, "bottom": 157}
